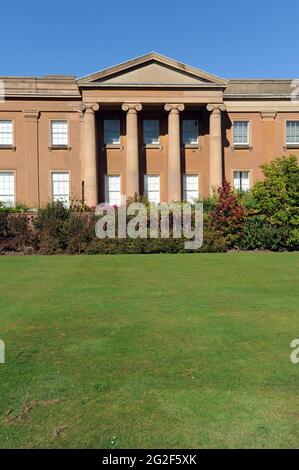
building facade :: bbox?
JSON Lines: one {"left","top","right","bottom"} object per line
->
{"left": 0, "top": 52, "right": 299, "bottom": 208}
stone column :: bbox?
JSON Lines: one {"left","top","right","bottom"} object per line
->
{"left": 122, "top": 103, "right": 142, "bottom": 198}
{"left": 80, "top": 103, "right": 99, "bottom": 207}
{"left": 207, "top": 103, "right": 226, "bottom": 194}
{"left": 164, "top": 103, "right": 185, "bottom": 202}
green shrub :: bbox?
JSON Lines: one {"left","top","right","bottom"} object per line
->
{"left": 198, "top": 195, "right": 218, "bottom": 212}
{"left": 34, "top": 201, "right": 70, "bottom": 254}
{"left": 0, "top": 200, "right": 228, "bottom": 255}
{"left": 0, "top": 212, "right": 34, "bottom": 254}
{"left": 199, "top": 214, "right": 228, "bottom": 252}
{"left": 0, "top": 210, "right": 9, "bottom": 239}
{"left": 236, "top": 190, "right": 259, "bottom": 214}
{"left": 237, "top": 216, "right": 287, "bottom": 251}
{"left": 69, "top": 196, "right": 90, "bottom": 213}
{"left": 252, "top": 155, "right": 299, "bottom": 248}
{"left": 65, "top": 213, "right": 95, "bottom": 254}
{"left": 83, "top": 211, "right": 228, "bottom": 255}
{"left": 0, "top": 202, "right": 30, "bottom": 213}
{"left": 85, "top": 236, "right": 185, "bottom": 255}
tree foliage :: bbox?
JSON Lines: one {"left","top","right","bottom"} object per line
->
{"left": 252, "top": 155, "right": 299, "bottom": 247}
{"left": 212, "top": 180, "right": 244, "bottom": 246}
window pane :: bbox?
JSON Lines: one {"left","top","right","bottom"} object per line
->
{"left": 144, "top": 175, "right": 160, "bottom": 204}
{"left": 183, "top": 120, "right": 198, "bottom": 145}
{"left": 51, "top": 121, "right": 68, "bottom": 146}
{"left": 0, "top": 172, "right": 15, "bottom": 206}
{"left": 105, "top": 175, "right": 121, "bottom": 206}
{"left": 286, "top": 121, "right": 299, "bottom": 144}
{"left": 52, "top": 172, "right": 70, "bottom": 206}
{"left": 233, "top": 171, "right": 249, "bottom": 191}
{"left": 183, "top": 174, "right": 199, "bottom": 202}
{"left": 0, "top": 120, "right": 13, "bottom": 145}
{"left": 104, "top": 120, "right": 120, "bottom": 144}
{"left": 143, "top": 120, "right": 159, "bottom": 144}
{"left": 233, "top": 121, "right": 249, "bottom": 145}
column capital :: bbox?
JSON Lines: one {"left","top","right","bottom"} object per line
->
{"left": 207, "top": 103, "right": 226, "bottom": 113}
{"left": 164, "top": 103, "right": 185, "bottom": 113}
{"left": 79, "top": 103, "right": 100, "bottom": 114}
{"left": 122, "top": 103, "right": 142, "bottom": 113}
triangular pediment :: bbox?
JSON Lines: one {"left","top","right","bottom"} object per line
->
{"left": 77, "top": 52, "right": 227, "bottom": 87}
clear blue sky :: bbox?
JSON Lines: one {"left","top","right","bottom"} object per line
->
{"left": 2, "top": 0, "right": 299, "bottom": 79}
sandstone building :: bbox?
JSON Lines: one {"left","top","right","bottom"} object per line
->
{"left": 0, "top": 52, "right": 298, "bottom": 208}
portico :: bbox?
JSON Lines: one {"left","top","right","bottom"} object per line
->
{"left": 78, "top": 52, "right": 227, "bottom": 206}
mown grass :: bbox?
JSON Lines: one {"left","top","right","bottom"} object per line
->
{"left": 0, "top": 253, "right": 298, "bottom": 448}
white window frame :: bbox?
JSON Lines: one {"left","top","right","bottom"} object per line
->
{"left": 143, "top": 119, "right": 160, "bottom": 145}
{"left": 104, "top": 120, "right": 121, "bottom": 145}
{"left": 105, "top": 174, "right": 121, "bottom": 206}
{"left": 233, "top": 170, "right": 250, "bottom": 191}
{"left": 182, "top": 119, "right": 198, "bottom": 145}
{"left": 51, "top": 171, "right": 70, "bottom": 206}
{"left": 286, "top": 120, "right": 299, "bottom": 145}
{"left": 183, "top": 174, "right": 199, "bottom": 202}
{"left": 51, "top": 120, "right": 69, "bottom": 147}
{"left": 0, "top": 119, "right": 14, "bottom": 146}
{"left": 144, "top": 174, "right": 160, "bottom": 204}
{"left": 0, "top": 171, "right": 15, "bottom": 206}
{"left": 233, "top": 121, "right": 250, "bottom": 146}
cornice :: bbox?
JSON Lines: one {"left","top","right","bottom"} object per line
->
{"left": 224, "top": 100, "right": 299, "bottom": 113}
{"left": 77, "top": 82, "right": 227, "bottom": 89}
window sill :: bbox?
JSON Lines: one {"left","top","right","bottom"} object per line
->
{"left": 284, "top": 144, "right": 299, "bottom": 149}
{"left": 49, "top": 145, "right": 71, "bottom": 151}
{"left": 231, "top": 145, "right": 252, "bottom": 151}
{"left": 142, "top": 144, "right": 163, "bottom": 150}
{"left": 104, "top": 144, "right": 123, "bottom": 150}
{"left": 0, "top": 145, "right": 16, "bottom": 151}
{"left": 183, "top": 144, "right": 201, "bottom": 150}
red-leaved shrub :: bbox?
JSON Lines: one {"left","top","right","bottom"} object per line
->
{"left": 212, "top": 180, "right": 244, "bottom": 247}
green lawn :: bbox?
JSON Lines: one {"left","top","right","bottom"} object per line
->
{"left": 0, "top": 253, "right": 298, "bottom": 448}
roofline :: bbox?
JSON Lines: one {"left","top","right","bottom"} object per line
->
{"left": 228, "top": 78, "right": 296, "bottom": 83}
{"left": 0, "top": 77, "right": 296, "bottom": 83}
{"left": 77, "top": 52, "right": 158, "bottom": 81}
{"left": 224, "top": 95, "right": 294, "bottom": 99}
